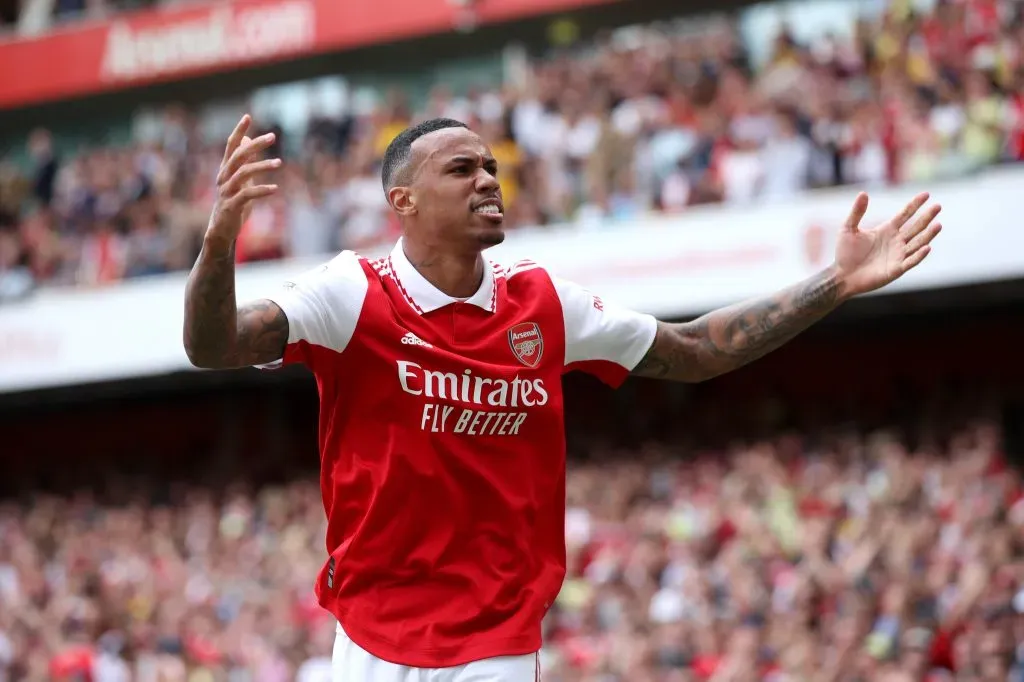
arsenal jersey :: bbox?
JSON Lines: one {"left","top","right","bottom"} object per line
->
{"left": 261, "top": 239, "right": 656, "bottom": 667}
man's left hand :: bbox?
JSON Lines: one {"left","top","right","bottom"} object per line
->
{"left": 834, "top": 191, "right": 943, "bottom": 299}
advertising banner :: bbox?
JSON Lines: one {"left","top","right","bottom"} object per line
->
{"left": 0, "top": 0, "right": 613, "bottom": 109}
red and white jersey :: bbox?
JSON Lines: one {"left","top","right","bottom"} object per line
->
{"left": 262, "top": 239, "right": 656, "bottom": 667}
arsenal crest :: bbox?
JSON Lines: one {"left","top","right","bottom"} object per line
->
{"left": 508, "top": 322, "right": 544, "bottom": 368}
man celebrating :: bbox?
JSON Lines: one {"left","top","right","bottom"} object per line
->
{"left": 183, "top": 115, "right": 942, "bottom": 681}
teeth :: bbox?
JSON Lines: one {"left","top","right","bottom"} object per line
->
{"left": 475, "top": 205, "right": 501, "bottom": 214}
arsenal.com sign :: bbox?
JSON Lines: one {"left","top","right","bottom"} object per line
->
{"left": 0, "top": 0, "right": 615, "bottom": 109}
{"left": 101, "top": 1, "right": 315, "bottom": 81}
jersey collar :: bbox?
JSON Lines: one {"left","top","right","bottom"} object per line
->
{"left": 388, "top": 239, "right": 497, "bottom": 315}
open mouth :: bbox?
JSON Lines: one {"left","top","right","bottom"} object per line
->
{"left": 472, "top": 199, "right": 504, "bottom": 221}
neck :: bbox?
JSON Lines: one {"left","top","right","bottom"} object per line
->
{"left": 401, "top": 239, "right": 484, "bottom": 299}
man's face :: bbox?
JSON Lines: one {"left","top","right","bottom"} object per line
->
{"left": 390, "top": 127, "right": 505, "bottom": 252}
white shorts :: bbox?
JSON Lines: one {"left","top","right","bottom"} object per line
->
{"left": 332, "top": 624, "right": 540, "bottom": 682}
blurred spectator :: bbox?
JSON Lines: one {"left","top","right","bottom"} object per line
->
{"left": 0, "top": 0, "right": 19, "bottom": 25}
{"left": 760, "top": 108, "right": 811, "bottom": 201}
{"left": 25, "top": 130, "right": 58, "bottom": 208}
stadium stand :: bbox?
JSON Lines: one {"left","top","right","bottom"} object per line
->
{"left": 2, "top": 418, "right": 1020, "bottom": 682}
{"left": 2, "top": 307, "right": 1024, "bottom": 682}
{"left": 2, "top": 0, "right": 1024, "bottom": 290}
{"left": 4, "top": 393, "right": 1024, "bottom": 681}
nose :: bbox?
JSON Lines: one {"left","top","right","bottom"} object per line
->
{"left": 474, "top": 168, "right": 499, "bottom": 194}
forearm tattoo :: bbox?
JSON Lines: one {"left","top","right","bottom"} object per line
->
{"left": 183, "top": 243, "right": 289, "bottom": 368}
{"left": 633, "top": 268, "right": 845, "bottom": 382}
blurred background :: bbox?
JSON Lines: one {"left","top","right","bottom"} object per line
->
{"left": 2, "top": 0, "right": 1024, "bottom": 679}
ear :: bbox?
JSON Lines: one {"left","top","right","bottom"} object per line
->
{"left": 388, "top": 186, "right": 417, "bottom": 217}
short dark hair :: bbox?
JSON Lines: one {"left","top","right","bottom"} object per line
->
{"left": 381, "top": 118, "right": 468, "bottom": 192}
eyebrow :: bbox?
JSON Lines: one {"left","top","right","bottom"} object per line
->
{"left": 446, "top": 155, "right": 498, "bottom": 169}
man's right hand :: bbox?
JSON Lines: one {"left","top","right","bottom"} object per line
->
{"left": 205, "top": 114, "right": 282, "bottom": 251}
{"left": 184, "top": 113, "right": 289, "bottom": 370}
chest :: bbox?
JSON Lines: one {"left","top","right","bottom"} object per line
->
{"left": 339, "top": 275, "right": 565, "bottom": 415}
{"left": 364, "top": 293, "right": 561, "bottom": 370}
{"left": 331, "top": 277, "right": 566, "bottom": 440}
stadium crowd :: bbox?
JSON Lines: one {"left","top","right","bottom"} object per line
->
{"left": 1, "top": 408, "right": 1023, "bottom": 682}
{"left": 3, "top": 0, "right": 1024, "bottom": 293}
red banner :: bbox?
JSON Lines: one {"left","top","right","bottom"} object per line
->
{"left": 0, "top": 0, "right": 613, "bottom": 110}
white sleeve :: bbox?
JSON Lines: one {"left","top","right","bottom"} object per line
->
{"left": 256, "top": 250, "right": 368, "bottom": 368}
{"left": 552, "top": 276, "right": 657, "bottom": 385}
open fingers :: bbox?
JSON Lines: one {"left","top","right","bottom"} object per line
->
{"left": 222, "top": 158, "right": 282, "bottom": 197}
{"left": 218, "top": 132, "right": 277, "bottom": 185}
{"left": 900, "top": 203, "right": 941, "bottom": 240}
{"left": 892, "top": 192, "right": 930, "bottom": 229}
{"left": 905, "top": 220, "right": 942, "bottom": 255}
{"left": 901, "top": 245, "right": 932, "bottom": 272}
{"left": 221, "top": 115, "right": 251, "bottom": 166}
{"left": 225, "top": 184, "right": 279, "bottom": 213}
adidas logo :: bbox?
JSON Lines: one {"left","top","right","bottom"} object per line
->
{"left": 400, "top": 332, "right": 433, "bottom": 348}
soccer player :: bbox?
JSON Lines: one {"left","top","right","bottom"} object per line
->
{"left": 183, "top": 115, "right": 942, "bottom": 681}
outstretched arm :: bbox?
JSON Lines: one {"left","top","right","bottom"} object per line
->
{"left": 634, "top": 191, "right": 942, "bottom": 383}
{"left": 633, "top": 266, "right": 843, "bottom": 382}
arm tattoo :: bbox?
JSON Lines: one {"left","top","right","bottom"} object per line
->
{"left": 633, "top": 267, "right": 845, "bottom": 382}
{"left": 183, "top": 241, "right": 289, "bottom": 369}
{"left": 235, "top": 300, "right": 289, "bottom": 365}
